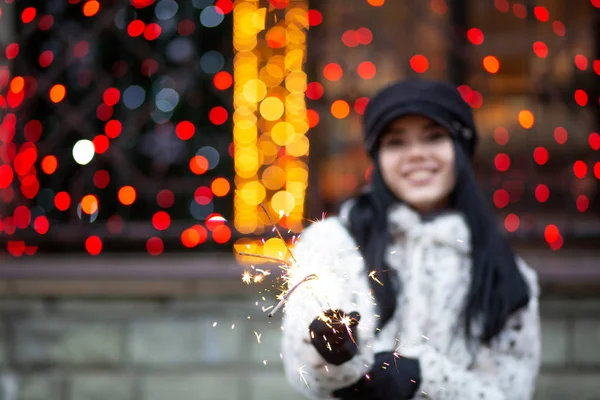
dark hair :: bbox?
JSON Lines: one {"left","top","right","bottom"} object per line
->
{"left": 348, "top": 143, "right": 530, "bottom": 344}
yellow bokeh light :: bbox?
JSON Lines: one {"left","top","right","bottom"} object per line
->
{"left": 285, "top": 8, "right": 309, "bottom": 28}
{"left": 263, "top": 237, "right": 288, "bottom": 259}
{"left": 234, "top": 213, "right": 259, "bottom": 234}
{"left": 260, "top": 97, "right": 285, "bottom": 121}
{"left": 234, "top": 0, "right": 308, "bottom": 238}
{"left": 239, "top": 181, "right": 266, "bottom": 205}
{"left": 262, "top": 165, "right": 286, "bottom": 190}
{"left": 271, "top": 191, "right": 296, "bottom": 215}
{"left": 285, "top": 71, "right": 307, "bottom": 93}
{"left": 271, "top": 121, "right": 295, "bottom": 146}
{"left": 242, "top": 79, "right": 268, "bottom": 103}
{"left": 286, "top": 134, "right": 310, "bottom": 157}
{"left": 285, "top": 49, "right": 304, "bottom": 70}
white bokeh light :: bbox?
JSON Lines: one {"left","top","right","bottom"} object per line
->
{"left": 72, "top": 139, "right": 95, "bottom": 165}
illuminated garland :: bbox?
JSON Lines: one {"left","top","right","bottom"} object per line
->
{"left": 233, "top": 0, "right": 309, "bottom": 261}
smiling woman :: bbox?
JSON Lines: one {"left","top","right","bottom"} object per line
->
{"left": 282, "top": 78, "right": 541, "bottom": 400}
{"left": 378, "top": 116, "right": 456, "bottom": 212}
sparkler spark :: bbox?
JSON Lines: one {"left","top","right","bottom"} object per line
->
{"left": 298, "top": 366, "right": 310, "bottom": 388}
{"left": 254, "top": 331, "right": 262, "bottom": 343}
{"left": 268, "top": 274, "right": 318, "bottom": 318}
{"left": 369, "top": 270, "right": 384, "bottom": 286}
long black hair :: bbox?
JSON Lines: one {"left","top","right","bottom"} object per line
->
{"left": 348, "top": 143, "right": 531, "bottom": 344}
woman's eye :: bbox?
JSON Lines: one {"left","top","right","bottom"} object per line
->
{"left": 382, "top": 138, "right": 404, "bottom": 146}
{"left": 427, "top": 131, "right": 447, "bottom": 141}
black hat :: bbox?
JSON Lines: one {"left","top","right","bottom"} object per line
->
{"left": 363, "top": 78, "right": 478, "bottom": 158}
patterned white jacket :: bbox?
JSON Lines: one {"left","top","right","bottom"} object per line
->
{"left": 282, "top": 203, "right": 541, "bottom": 399}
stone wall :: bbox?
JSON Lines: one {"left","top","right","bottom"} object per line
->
{"left": 0, "top": 296, "right": 599, "bottom": 400}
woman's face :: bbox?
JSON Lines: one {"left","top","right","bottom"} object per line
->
{"left": 377, "top": 115, "right": 456, "bottom": 212}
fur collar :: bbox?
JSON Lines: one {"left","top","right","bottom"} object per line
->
{"left": 387, "top": 203, "right": 471, "bottom": 254}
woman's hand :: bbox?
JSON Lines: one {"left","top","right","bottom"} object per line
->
{"left": 309, "top": 309, "right": 361, "bottom": 365}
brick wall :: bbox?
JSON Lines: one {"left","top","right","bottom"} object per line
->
{"left": 0, "top": 296, "right": 599, "bottom": 400}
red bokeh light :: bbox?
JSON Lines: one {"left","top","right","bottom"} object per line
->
{"left": 552, "top": 21, "right": 566, "bottom": 36}
{"left": 573, "top": 160, "right": 587, "bottom": 179}
{"left": 206, "top": 213, "right": 226, "bottom": 231}
{"left": 209, "top": 106, "right": 228, "bottom": 125}
{"left": 410, "top": 55, "right": 429, "bottom": 73}
{"left": 493, "top": 189, "right": 510, "bottom": 208}
{"left": 176, "top": 121, "right": 195, "bottom": 140}
{"left": 589, "top": 132, "right": 600, "bottom": 150}
{"left": 494, "top": 153, "right": 510, "bottom": 172}
{"left": 195, "top": 186, "right": 213, "bottom": 205}
{"left": 533, "top": 41, "right": 548, "bottom": 58}
{"left": 307, "top": 109, "right": 319, "bottom": 128}
{"left": 512, "top": 3, "right": 527, "bottom": 19}
{"left": 323, "top": 63, "right": 343, "bottom": 81}
{"left": 535, "top": 184, "right": 550, "bottom": 203}
{"left": 181, "top": 228, "right": 200, "bottom": 248}
{"left": 93, "top": 170, "right": 110, "bottom": 189}
{"left": 39, "top": 50, "right": 54, "bottom": 68}
{"left": 305, "top": 82, "right": 324, "bottom": 100}
{"left": 268, "top": 0, "right": 290, "bottom": 9}
{"left": 533, "top": 147, "right": 549, "bottom": 165}
{"left": 157, "top": 189, "right": 175, "bottom": 208}
{"left": 6, "top": 43, "right": 19, "bottom": 60}
{"left": 354, "top": 97, "right": 370, "bottom": 115}
{"left": 21, "top": 7, "right": 36, "bottom": 24}
{"left": 594, "top": 162, "right": 600, "bottom": 179}
{"left": 574, "top": 89, "right": 588, "bottom": 106}
{"left": 33, "top": 216, "right": 49, "bottom": 235}
{"left": 178, "top": 20, "right": 196, "bottom": 36}
{"left": 103, "top": 87, "right": 120, "bottom": 106}
{"left": 54, "top": 192, "right": 71, "bottom": 211}
{"left": 24, "top": 120, "right": 43, "bottom": 142}
{"left": 14, "top": 206, "right": 31, "bottom": 229}
{"left": 544, "top": 224, "right": 560, "bottom": 243}
{"left": 85, "top": 236, "right": 103, "bottom": 255}
{"left": 93, "top": 135, "right": 110, "bottom": 154}
{"left": 215, "top": 0, "right": 233, "bottom": 14}
{"left": 73, "top": 41, "right": 89, "bottom": 58}
{"left": 152, "top": 211, "right": 171, "bottom": 231}
{"left": 131, "top": 0, "right": 155, "bottom": 9}
{"left": 127, "top": 20, "right": 146, "bottom": 37}
{"left": 342, "top": 30, "right": 359, "bottom": 47}
{"left": 554, "top": 127, "right": 568, "bottom": 144}
{"left": 96, "top": 104, "right": 114, "bottom": 121}
{"left": 213, "top": 71, "right": 233, "bottom": 90}
{"left": 144, "top": 23, "right": 162, "bottom": 41}
{"left": 504, "top": 214, "right": 520, "bottom": 232}
{"left": 104, "top": 120, "right": 122, "bottom": 138}
{"left": 493, "top": 127, "right": 509, "bottom": 145}
{"left": 466, "top": 28, "right": 484, "bottom": 45}
{"left": 146, "top": 237, "right": 164, "bottom": 256}
{"left": 356, "top": 28, "right": 373, "bottom": 45}
{"left": 307, "top": 10, "right": 322, "bottom": 26}
{"left": 576, "top": 195, "right": 589, "bottom": 212}
{"left": 357, "top": 61, "right": 376, "bottom": 79}
{"left": 212, "top": 225, "right": 231, "bottom": 244}
{"left": 39, "top": 15, "right": 54, "bottom": 31}
{"left": 533, "top": 6, "right": 549, "bottom": 22}
{"left": 574, "top": 54, "right": 589, "bottom": 70}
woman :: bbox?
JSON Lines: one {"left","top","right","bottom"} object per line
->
{"left": 281, "top": 78, "right": 540, "bottom": 399}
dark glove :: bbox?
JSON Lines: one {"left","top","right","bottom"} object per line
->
{"left": 332, "top": 351, "right": 421, "bottom": 400}
{"left": 309, "top": 309, "right": 361, "bottom": 366}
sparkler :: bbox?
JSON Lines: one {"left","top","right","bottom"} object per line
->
{"left": 268, "top": 273, "right": 318, "bottom": 318}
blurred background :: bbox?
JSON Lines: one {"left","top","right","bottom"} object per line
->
{"left": 0, "top": 0, "right": 599, "bottom": 399}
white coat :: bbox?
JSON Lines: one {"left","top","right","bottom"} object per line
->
{"left": 282, "top": 202, "right": 541, "bottom": 399}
